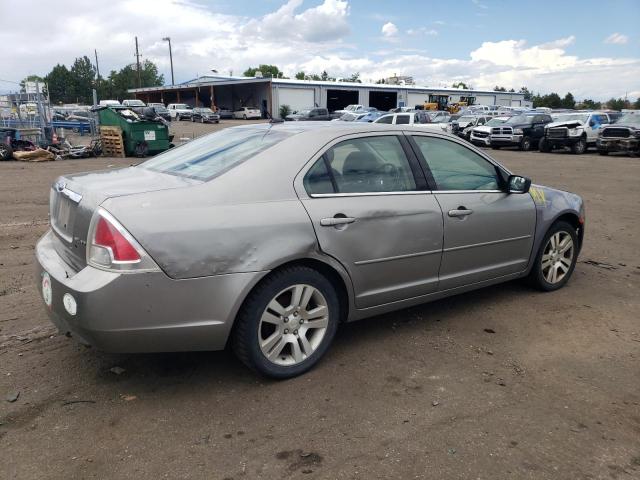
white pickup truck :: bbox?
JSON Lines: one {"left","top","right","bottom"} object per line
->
{"left": 167, "top": 103, "right": 194, "bottom": 121}
{"left": 540, "top": 111, "right": 611, "bottom": 154}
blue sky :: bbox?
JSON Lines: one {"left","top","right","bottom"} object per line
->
{"left": 2, "top": 0, "right": 639, "bottom": 99}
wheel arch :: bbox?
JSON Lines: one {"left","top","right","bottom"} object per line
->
{"left": 553, "top": 212, "right": 584, "bottom": 251}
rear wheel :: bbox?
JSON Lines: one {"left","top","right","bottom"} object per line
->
{"left": 243, "top": 114, "right": 247, "bottom": 120}
{"left": 0, "top": 143, "right": 13, "bottom": 161}
{"left": 571, "top": 137, "right": 587, "bottom": 154}
{"left": 598, "top": 150, "right": 609, "bottom": 156}
{"left": 232, "top": 266, "right": 339, "bottom": 379}
{"left": 528, "top": 221, "right": 578, "bottom": 291}
{"left": 491, "top": 145, "right": 500, "bottom": 150}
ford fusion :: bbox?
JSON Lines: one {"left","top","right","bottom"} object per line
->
{"left": 36, "top": 123, "right": 584, "bottom": 378}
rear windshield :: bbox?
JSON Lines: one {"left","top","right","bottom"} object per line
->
{"left": 140, "top": 127, "right": 295, "bottom": 181}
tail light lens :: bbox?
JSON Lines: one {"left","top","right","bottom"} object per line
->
{"left": 87, "top": 208, "right": 160, "bottom": 273}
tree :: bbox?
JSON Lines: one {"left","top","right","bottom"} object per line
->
{"left": 340, "top": 72, "right": 361, "bottom": 83}
{"left": 508, "top": 88, "right": 515, "bottom": 93}
{"left": 532, "top": 92, "right": 562, "bottom": 108}
{"left": 452, "top": 82, "right": 470, "bottom": 89}
{"left": 45, "top": 65, "right": 73, "bottom": 103}
{"left": 295, "top": 71, "right": 306, "bottom": 80}
{"left": 101, "top": 60, "right": 164, "bottom": 100}
{"left": 70, "top": 56, "right": 96, "bottom": 104}
{"left": 519, "top": 86, "right": 533, "bottom": 101}
{"left": 493, "top": 86, "right": 507, "bottom": 92}
{"left": 279, "top": 104, "right": 291, "bottom": 119}
{"left": 580, "top": 99, "right": 602, "bottom": 110}
{"left": 634, "top": 98, "right": 640, "bottom": 109}
{"left": 562, "top": 92, "right": 575, "bottom": 109}
{"left": 20, "top": 75, "right": 46, "bottom": 92}
{"left": 243, "top": 64, "right": 284, "bottom": 78}
{"left": 606, "top": 97, "right": 631, "bottom": 111}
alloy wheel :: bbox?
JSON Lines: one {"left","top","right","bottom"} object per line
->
{"left": 258, "top": 284, "right": 329, "bottom": 366}
{"left": 541, "top": 231, "right": 574, "bottom": 284}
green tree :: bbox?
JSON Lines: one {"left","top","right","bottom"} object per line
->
{"left": 243, "top": 64, "right": 285, "bottom": 78}
{"left": 295, "top": 71, "right": 306, "bottom": 80}
{"left": 562, "top": 92, "right": 575, "bottom": 109}
{"left": 580, "top": 99, "right": 602, "bottom": 110}
{"left": 519, "top": 86, "right": 533, "bottom": 101}
{"left": 452, "top": 82, "right": 470, "bottom": 89}
{"left": 493, "top": 85, "right": 507, "bottom": 92}
{"left": 279, "top": 104, "right": 291, "bottom": 118}
{"left": 45, "top": 65, "right": 73, "bottom": 103}
{"left": 340, "top": 72, "right": 361, "bottom": 83}
{"left": 100, "top": 60, "right": 164, "bottom": 101}
{"left": 70, "top": 56, "right": 96, "bottom": 104}
{"left": 634, "top": 98, "right": 640, "bottom": 109}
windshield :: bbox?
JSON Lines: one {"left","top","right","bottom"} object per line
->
{"left": 554, "top": 113, "right": 589, "bottom": 123}
{"left": 615, "top": 114, "right": 640, "bottom": 125}
{"left": 174, "top": 104, "right": 191, "bottom": 110}
{"left": 197, "top": 108, "right": 214, "bottom": 113}
{"left": 296, "top": 110, "right": 311, "bottom": 115}
{"left": 486, "top": 118, "right": 507, "bottom": 126}
{"left": 340, "top": 113, "right": 358, "bottom": 121}
{"left": 505, "top": 115, "right": 534, "bottom": 125}
{"left": 154, "top": 106, "right": 168, "bottom": 112}
{"left": 140, "top": 127, "right": 295, "bottom": 181}
{"left": 345, "top": 105, "right": 359, "bottom": 111}
{"left": 458, "top": 116, "right": 475, "bottom": 123}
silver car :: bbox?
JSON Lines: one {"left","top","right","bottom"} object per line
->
{"left": 36, "top": 123, "right": 585, "bottom": 378}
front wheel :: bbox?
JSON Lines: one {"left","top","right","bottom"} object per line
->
{"left": 232, "top": 266, "right": 340, "bottom": 379}
{"left": 598, "top": 150, "right": 609, "bottom": 156}
{"left": 243, "top": 114, "right": 247, "bottom": 120}
{"left": 520, "top": 136, "right": 532, "bottom": 151}
{"left": 527, "top": 221, "right": 578, "bottom": 291}
{"left": 491, "top": 145, "right": 500, "bottom": 150}
{"left": 571, "top": 138, "right": 587, "bottom": 154}
{"left": 539, "top": 138, "right": 552, "bottom": 153}
{"left": 0, "top": 143, "right": 13, "bottom": 161}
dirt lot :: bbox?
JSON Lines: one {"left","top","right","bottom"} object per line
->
{"left": 1, "top": 121, "right": 639, "bottom": 479}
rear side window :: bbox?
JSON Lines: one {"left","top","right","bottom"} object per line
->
{"left": 304, "top": 136, "right": 417, "bottom": 194}
{"left": 376, "top": 115, "right": 393, "bottom": 124}
{"left": 412, "top": 136, "right": 500, "bottom": 191}
{"left": 396, "top": 115, "right": 411, "bottom": 125}
{"left": 141, "top": 127, "right": 294, "bottom": 181}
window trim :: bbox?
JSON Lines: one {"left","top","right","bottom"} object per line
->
{"left": 300, "top": 133, "right": 430, "bottom": 198}
{"left": 405, "top": 132, "right": 509, "bottom": 192}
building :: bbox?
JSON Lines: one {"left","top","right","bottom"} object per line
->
{"left": 128, "top": 75, "right": 527, "bottom": 117}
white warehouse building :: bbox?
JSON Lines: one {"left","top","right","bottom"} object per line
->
{"left": 129, "top": 75, "right": 528, "bottom": 117}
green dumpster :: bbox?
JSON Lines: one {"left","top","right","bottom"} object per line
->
{"left": 97, "top": 106, "right": 171, "bottom": 156}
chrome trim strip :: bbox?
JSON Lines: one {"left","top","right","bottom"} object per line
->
{"left": 443, "top": 234, "right": 532, "bottom": 253}
{"left": 436, "top": 190, "right": 503, "bottom": 194}
{"left": 309, "top": 191, "right": 432, "bottom": 198}
{"left": 354, "top": 249, "right": 441, "bottom": 265}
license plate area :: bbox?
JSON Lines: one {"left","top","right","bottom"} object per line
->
{"left": 51, "top": 192, "right": 75, "bottom": 243}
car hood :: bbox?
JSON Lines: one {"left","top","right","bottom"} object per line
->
{"left": 472, "top": 125, "right": 492, "bottom": 133}
{"left": 546, "top": 120, "right": 585, "bottom": 129}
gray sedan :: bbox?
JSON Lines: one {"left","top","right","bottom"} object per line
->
{"left": 36, "top": 123, "right": 585, "bottom": 378}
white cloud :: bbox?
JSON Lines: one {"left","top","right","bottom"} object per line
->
{"left": 540, "top": 36, "right": 576, "bottom": 49}
{"left": 471, "top": 0, "right": 488, "bottom": 9}
{"left": 407, "top": 27, "right": 438, "bottom": 36}
{"left": 381, "top": 22, "right": 398, "bottom": 37}
{"left": 604, "top": 33, "right": 629, "bottom": 45}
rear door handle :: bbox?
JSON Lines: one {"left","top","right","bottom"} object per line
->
{"left": 320, "top": 216, "right": 356, "bottom": 226}
{"left": 448, "top": 208, "right": 473, "bottom": 218}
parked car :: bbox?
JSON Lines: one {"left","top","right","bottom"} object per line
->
{"left": 217, "top": 106, "right": 233, "bottom": 119}
{"left": 332, "top": 112, "right": 368, "bottom": 122}
{"left": 333, "top": 104, "right": 366, "bottom": 116}
{"left": 456, "top": 115, "right": 493, "bottom": 141}
{"left": 285, "top": 108, "right": 330, "bottom": 121}
{"left": 167, "top": 103, "right": 193, "bottom": 120}
{"left": 99, "top": 100, "right": 121, "bottom": 107}
{"left": 540, "top": 112, "right": 611, "bottom": 154}
{"left": 428, "top": 111, "right": 451, "bottom": 123}
{"left": 355, "top": 111, "right": 385, "bottom": 122}
{"left": 150, "top": 104, "right": 171, "bottom": 122}
{"left": 490, "top": 113, "right": 553, "bottom": 150}
{"left": 596, "top": 113, "right": 640, "bottom": 156}
{"left": 191, "top": 107, "right": 220, "bottom": 123}
{"left": 36, "top": 122, "right": 585, "bottom": 378}
{"left": 122, "top": 99, "right": 146, "bottom": 108}
{"left": 374, "top": 111, "right": 443, "bottom": 128}
{"left": 470, "top": 117, "right": 511, "bottom": 146}
{"left": 233, "top": 106, "right": 261, "bottom": 120}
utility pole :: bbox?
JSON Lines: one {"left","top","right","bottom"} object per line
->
{"left": 135, "top": 36, "right": 142, "bottom": 88}
{"left": 94, "top": 49, "right": 101, "bottom": 89}
{"left": 162, "top": 37, "right": 174, "bottom": 85}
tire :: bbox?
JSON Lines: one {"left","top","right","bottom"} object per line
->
{"left": 571, "top": 137, "right": 587, "bottom": 155}
{"left": 598, "top": 150, "right": 609, "bottom": 156}
{"left": 527, "top": 221, "right": 578, "bottom": 292}
{"left": 191, "top": 116, "right": 195, "bottom": 122}
{"left": 243, "top": 114, "right": 247, "bottom": 120}
{"left": 0, "top": 143, "right": 13, "bottom": 161}
{"left": 201, "top": 117, "right": 205, "bottom": 123}
{"left": 134, "top": 141, "right": 149, "bottom": 158}
{"left": 539, "top": 138, "right": 551, "bottom": 153}
{"left": 232, "top": 266, "right": 340, "bottom": 379}
{"left": 491, "top": 145, "right": 500, "bottom": 150}
{"left": 520, "top": 136, "right": 532, "bottom": 151}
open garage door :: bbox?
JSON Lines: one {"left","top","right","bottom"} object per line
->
{"left": 327, "top": 89, "right": 359, "bottom": 112}
{"left": 278, "top": 88, "right": 315, "bottom": 113}
{"left": 369, "top": 91, "right": 397, "bottom": 111}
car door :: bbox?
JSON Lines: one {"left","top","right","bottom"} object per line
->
{"left": 296, "top": 133, "right": 444, "bottom": 308}
{"left": 408, "top": 134, "right": 536, "bottom": 290}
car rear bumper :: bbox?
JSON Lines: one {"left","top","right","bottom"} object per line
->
{"left": 35, "top": 230, "right": 267, "bottom": 353}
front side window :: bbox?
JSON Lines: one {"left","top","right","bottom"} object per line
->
{"left": 412, "top": 136, "right": 500, "bottom": 191}
{"left": 396, "top": 114, "right": 411, "bottom": 125}
{"left": 304, "top": 136, "right": 417, "bottom": 194}
{"left": 375, "top": 115, "right": 393, "bottom": 124}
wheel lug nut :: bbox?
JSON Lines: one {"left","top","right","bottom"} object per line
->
{"left": 284, "top": 318, "right": 288, "bottom": 323}
{"left": 294, "top": 330, "right": 298, "bottom": 335}
{"left": 284, "top": 329, "right": 289, "bottom": 334}
{"left": 299, "top": 319, "right": 304, "bottom": 324}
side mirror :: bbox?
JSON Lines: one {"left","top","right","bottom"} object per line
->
{"left": 508, "top": 175, "right": 531, "bottom": 194}
{"left": 589, "top": 120, "right": 596, "bottom": 127}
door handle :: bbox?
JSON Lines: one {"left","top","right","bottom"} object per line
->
{"left": 448, "top": 207, "right": 473, "bottom": 218}
{"left": 320, "top": 216, "right": 356, "bottom": 226}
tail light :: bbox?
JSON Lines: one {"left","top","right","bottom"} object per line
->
{"left": 87, "top": 208, "right": 160, "bottom": 273}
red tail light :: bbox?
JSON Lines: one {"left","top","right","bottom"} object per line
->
{"left": 94, "top": 216, "right": 140, "bottom": 262}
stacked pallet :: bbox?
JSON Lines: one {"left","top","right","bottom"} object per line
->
{"left": 99, "top": 126, "right": 125, "bottom": 158}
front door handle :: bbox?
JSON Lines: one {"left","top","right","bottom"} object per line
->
{"left": 320, "top": 216, "right": 356, "bottom": 226}
{"left": 448, "top": 207, "right": 474, "bottom": 218}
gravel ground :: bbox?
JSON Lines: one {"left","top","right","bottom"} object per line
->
{"left": 1, "top": 121, "right": 639, "bottom": 479}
